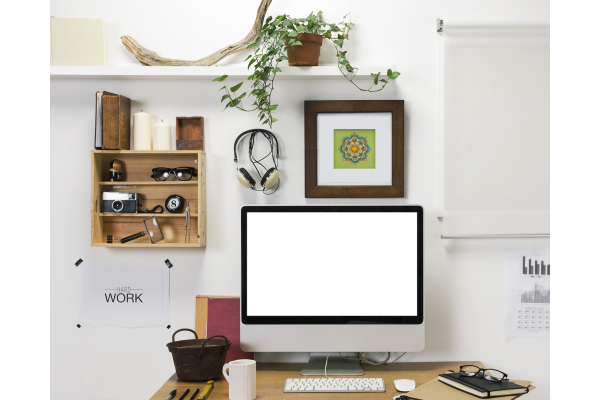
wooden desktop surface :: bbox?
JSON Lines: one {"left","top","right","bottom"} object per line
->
{"left": 149, "top": 361, "right": 484, "bottom": 400}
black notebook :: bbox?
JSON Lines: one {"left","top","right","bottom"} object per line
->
{"left": 438, "top": 373, "right": 529, "bottom": 398}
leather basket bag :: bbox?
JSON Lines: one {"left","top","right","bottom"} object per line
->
{"left": 167, "top": 329, "right": 231, "bottom": 381}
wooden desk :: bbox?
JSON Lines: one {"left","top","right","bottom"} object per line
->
{"left": 149, "top": 361, "right": 484, "bottom": 400}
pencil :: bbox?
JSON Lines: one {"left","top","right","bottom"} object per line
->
{"left": 166, "top": 390, "right": 177, "bottom": 400}
{"left": 189, "top": 388, "right": 200, "bottom": 400}
{"left": 178, "top": 388, "right": 190, "bottom": 400}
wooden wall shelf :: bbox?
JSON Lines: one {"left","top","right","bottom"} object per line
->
{"left": 99, "top": 213, "right": 199, "bottom": 218}
{"left": 99, "top": 181, "right": 198, "bottom": 186}
{"left": 50, "top": 65, "right": 394, "bottom": 80}
{"left": 91, "top": 150, "right": 206, "bottom": 247}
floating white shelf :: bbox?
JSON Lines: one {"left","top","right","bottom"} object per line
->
{"left": 50, "top": 65, "right": 394, "bottom": 80}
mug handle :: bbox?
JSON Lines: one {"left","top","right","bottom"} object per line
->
{"left": 222, "top": 363, "right": 230, "bottom": 382}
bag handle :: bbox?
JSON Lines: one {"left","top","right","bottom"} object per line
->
{"left": 199, "top": 334, "right": 230, "bottom": 357}
{"left": 172, "top": 328, "right": 198, "bottom": 342}
{"left": 223, "top": 363, "right": 231, "bottom": 382}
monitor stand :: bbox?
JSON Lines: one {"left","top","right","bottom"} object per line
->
{"left": 300, "top": 353, "right": 364, "bottom": 376}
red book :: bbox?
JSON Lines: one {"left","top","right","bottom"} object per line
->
{"left": 195, "top": 296, "right": 254, "bottom": 363}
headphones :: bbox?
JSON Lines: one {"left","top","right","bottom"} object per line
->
{"left": 234, "top": 129, "right": 280, "bottom": 194}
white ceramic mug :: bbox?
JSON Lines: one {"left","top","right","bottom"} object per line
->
{"left": 223, "top": 359, "right": 256, "bottom": 400}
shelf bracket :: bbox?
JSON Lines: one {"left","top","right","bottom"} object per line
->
{"left": 437, "top": 18, "right": 444, "bottom": 33}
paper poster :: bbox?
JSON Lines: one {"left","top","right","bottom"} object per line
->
{"left": 503, "top": 248, "right": 550, "bottom": 338}
{"left": 77, "top": 263, "right": 169, "bottom": 327}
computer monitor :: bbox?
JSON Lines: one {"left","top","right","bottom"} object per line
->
{"left": 240, "top": 205, "right": 424, "bottom": 375}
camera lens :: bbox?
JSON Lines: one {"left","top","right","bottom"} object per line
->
{"left": 112, "top": 200, "right": 123, "bottom": 212}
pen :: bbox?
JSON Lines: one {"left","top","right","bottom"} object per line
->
{"left": 166, "top": 390, "right": 177, "bottom": 400}
{"left": 178, "top": 389, "right": 190, "bottom": 400}
{"left": 189, "top": 388, "right": 200, "bottom": 400}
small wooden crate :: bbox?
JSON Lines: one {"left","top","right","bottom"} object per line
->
{"left": 176, "top": 117, "right": 204, "bottom": 150}
{"left": 91, "top": 150, "right": 206, "bottom": 247}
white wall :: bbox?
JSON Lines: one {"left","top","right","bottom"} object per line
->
{"left": 50, "top": 1, "right": 550, "bottom": 399}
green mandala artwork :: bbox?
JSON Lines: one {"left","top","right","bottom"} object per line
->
{"left": 334, "top": 129, "right": 376, "bottom": 169}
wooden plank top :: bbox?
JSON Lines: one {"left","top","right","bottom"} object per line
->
{"left": 149, "top": 361, "right": 484, "bottom": 400}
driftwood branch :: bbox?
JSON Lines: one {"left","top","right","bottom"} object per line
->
{"left": 120, "top": 0, "right": 272, "bottom": 66}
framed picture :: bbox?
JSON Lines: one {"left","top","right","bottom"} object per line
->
{"left": 304, "top": 100, "right": 404, "bottom": 198}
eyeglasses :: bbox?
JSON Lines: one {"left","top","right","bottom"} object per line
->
{"left": 459, "top": 365, "right": 508, "bottom": 383}
{"left": 151, "top": 167, "right": 197, "bottom": 181}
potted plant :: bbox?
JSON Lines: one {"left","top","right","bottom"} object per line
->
{"left": 213, "top": 12, "right": 400, "bottom": 128}
{"left": 285, "top": 11, "right": 326, "bottom": 66}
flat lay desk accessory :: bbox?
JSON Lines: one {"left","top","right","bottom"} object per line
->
{"left": 284, "top": 377, "right": 386, "bottom": 393}
{"left": 223, "top": 360, "right": 256, "bottom": 400}
{"left": 198, "top": 381, "right": 215, "bottom": 400}
{"left": 149, "top": 361, "right": 492, "bottom": 400}
{"left": 406, "top": 374, "right": 534, "bottom": 400}
{"left": 438, "top": 366, "right": 529, "bottom": 398}
{"left": 165, "top": 389, "right": 177, "bottom": 400}
{"left": 394, "top": 379, "right": 416, "bottom": 392}
{"left": 167, "top": 329, "right": 231, "bottom": 381}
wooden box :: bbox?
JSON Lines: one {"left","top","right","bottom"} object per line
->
{"left": 91, "top": 150, "right": 206, "bottom": 247}
{"left": 176, "top": 117, "right": 204, "bottom": 150}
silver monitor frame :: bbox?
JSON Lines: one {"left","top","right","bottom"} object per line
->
{"left": 240, "top": 205, "right": 425, "bottom": 370}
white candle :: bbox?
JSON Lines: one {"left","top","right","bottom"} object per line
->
{"left": 152, "top": 120, "right": 172, "bottom": 151}
{"left": 133, "top": 111, "right": 152, "bottom": 151}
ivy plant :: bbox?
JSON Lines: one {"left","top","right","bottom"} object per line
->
{"left": 213, "top": 12, "right": 400, "bottom": 128}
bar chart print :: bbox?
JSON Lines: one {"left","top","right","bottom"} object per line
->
{"left": 504, "top": 248, "right": 550, "bottom": 338}
{"left": 521, "top": 282, "right": 550, "bottom": 304}
{"left": 522, "top": 256, "right": 550, "bottom": 276}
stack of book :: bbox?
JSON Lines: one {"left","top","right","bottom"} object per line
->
{"left": 403, "top": 371, "right": 534, "bottom": 399}
{"left": 95, "top": 91, "right": 131, "bottom": 150}
{"left": 195, "top": 296, "right": 254, "bottom": 363}
{"left": 438, "top": 372, "right": 531, "bottom": 398}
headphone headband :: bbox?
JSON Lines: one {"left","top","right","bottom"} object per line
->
{"left": 233, "top": 129, "right": 279, "bottom": 162}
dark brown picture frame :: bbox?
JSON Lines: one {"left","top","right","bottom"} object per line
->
{"left": 304, "top": 100, "right": 404, "bottom": 198}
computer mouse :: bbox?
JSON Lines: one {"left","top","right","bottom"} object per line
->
{"left": 394, "top": 379, "right": 416, "bottom": 392}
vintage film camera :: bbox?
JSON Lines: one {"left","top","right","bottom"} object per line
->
{"left": 102, "top": 192, "right": 138, "bottom": 213}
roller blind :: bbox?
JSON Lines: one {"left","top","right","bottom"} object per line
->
{"left": 437, "top": 25, "right": 550, "bottom": 235}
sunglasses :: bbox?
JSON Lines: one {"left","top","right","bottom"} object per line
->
{"left": 151, "top": 167, "right": 197, "bottom": 181}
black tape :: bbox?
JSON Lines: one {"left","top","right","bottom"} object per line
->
{"left": 75, "top": 259, "right": 83, "bottom": 267}
{"left": 167, "top": 325, "right": 171, "bottom": 329}
{"left": 77, "top": 324, "right": 81, "bottom": 328}
{"left": 165, "top": 259, "right": 173, "bottom": 268}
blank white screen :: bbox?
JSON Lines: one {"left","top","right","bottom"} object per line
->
{"left": 246, "top": 212, "right": 418, "bottom": 316}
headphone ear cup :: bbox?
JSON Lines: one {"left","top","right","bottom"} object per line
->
{"left": 261, "top": 168, "right": 279, "bottom": 189}
{"left": 236, "top": 168, "right": 256, "bottom": 188}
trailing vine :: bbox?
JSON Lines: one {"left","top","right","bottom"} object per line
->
{"left": 213, "top": 12, "right": 400, "bottom": 127}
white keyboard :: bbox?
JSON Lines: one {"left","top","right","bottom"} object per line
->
{"left": 284, "top": 378, "right": 386, "bottom": 393}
